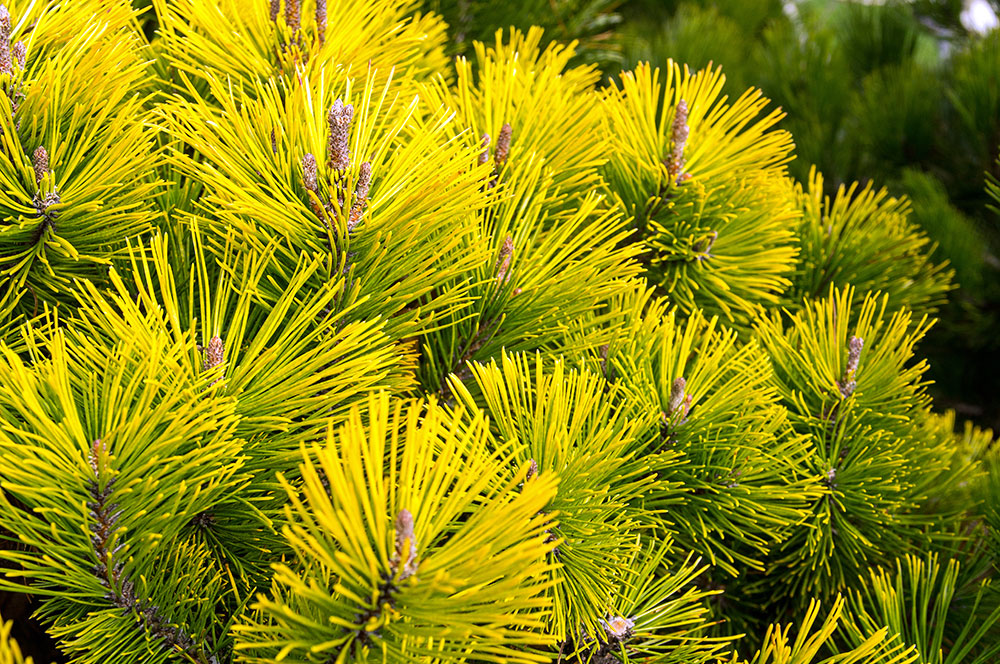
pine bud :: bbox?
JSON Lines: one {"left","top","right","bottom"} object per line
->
{"left": 494, "top": 122, "right": 512, "bottom": 169}
{"left": 32, "top": 146, "right": 48, "bottom": 186}
{"left": 347, "top": 205, "right": 361, "bottom": 231}
{"left": 89, "top": 438, "right": 105, "bottom": 476}
{"left": 391, "top": 508, "right": 418, "bottom": 580}
{"left": 667, "top": 99, "right": 690, "bottom": 184}
{"left": 346, "top": 163, "right": 371, "bottom": 232}
{"left": 495, "top": 234, "right": 514, "bottom": 285}
{"left": 205, "top": 335, "right": 224, "bottom": 386}
{"left": 269, "top": 0, "right": 280, "bottom": 21}
{"left": 0, "top": 6, "right": 11, "bottom": 76}
{"left": 525, "top": 459, "right": 538, "bottom": 482}
{"left": 846, "top": 336, "right": 864, "bottom": 376}
{"left": 671, "top": 100, "right": 689, "bottom": 149}
{"left": 315, "top": 0, "right": 326, "bottom": 44}
{"left": 668, "top": 377, "right": 686, "bottom": 414}
{"left": 303, "top": 153, "right": 326, "bottom": 221}
{"left": 354, "top": 161, "right": 371, "bottom": 204}
{"left": 284, "top": 0, "right": 300, "bottom": 34}
{"left": 302, "top": 153, "right": 318, "bottom": 192}
{"left": 11, "top": 40, "right": 23, "bottom": 69}
{"left": 837, "top": 336, "right": 864, "bottom": 397}
{"left": 326, "top": 98, "right": 353, "bottom": 171}
{"left": 270, "top": 128, "right": 277, "bottom": 154}
{"left": 477, "top": 133, "right": 490, "bottom": 167}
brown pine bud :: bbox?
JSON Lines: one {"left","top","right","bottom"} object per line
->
{"left": 667, "top": 99, "right": 690, "bottom": 184}
{"left": 477, "top": 133, "right": 490, "bottom": 167}
{"left": 347, "top": 204, "right": 362, "bottom": 231}
{"left": 269, "top": 0, "right": 280, "bottom": 21}
{"left": 303, "top": 153, "right": 326, "bottom": 221}
{"left": 391, "top": 508, "right": 418, "bottom": 580}
{"left": 837, "top": 336, "right": 864, "bottom": 398}
{"left": 353, "top": 161, "right": 371, "bottom": 205}
{"left": 846, "top": 336, "right": 864, "bottom": 376}
{"left": 270, "top": 128, "right": 277, "bottom": 154}
{"left": 326, "top": 98, "right": 353, "bottom": 171}
{"left": 315, "top": 0, "right": 326, "bottom": 44}
{"left": 205, "top": 335, "right": 224, "bottom": 386}
{"left": 0, "top": 6, "right": 12, "bottom": 76}
{"left": 11, "top": 40, "right": 24, "bottom": 69}
{"left": 494, "top": 122, "right": 512, "bottom": 169}
{"left": 525, "top": 459, "right": 538, "bottom": 482}
{"left": 88, "top": 438, "right": 105, "bottom": 476}
{"left": 32, "top": 146, "right": 48, "bottom": 186}
{"left": 302, "top": 153, "right": 318, "bottom": 192}
{"left": 671, "top": 100, "right": 689, "bottom": 149}
{"left": 495, "top": 234, "right": 514, "bottom": 285}
{"left": 668, "top": 377, "right": 686, "bottom": 415}
{"left": 284, "top": 0, "right": 300, "bottom": 34}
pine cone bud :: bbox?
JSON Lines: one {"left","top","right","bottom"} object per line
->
{"left": 837, "top": 336, "right": 864, "bottom": 397}
{"left": 205, "top": 335, "right": 224, "bottom": 386}
{"left": 326, "top": 98, "right": 353, "bottom": 171}
{"left": 32, "top": 146, "right": 48, "bottom": 186}
{"left": 667, "top": 99, "right": 690, "bottom": 184}
{"left": 315, "top": 0, "right": 326, "bottom": 44}
{"left": 0, "top": 6, "right": 12, "bottom": 76}
{"left": 477, "top": 133, "right": 490, "bottom": 167}
{"left": 354, "top": 161, "right": 371, "bottom": 205}
{"left": 391, "top": 509, "right": 418, "bottom": 580}
{"left": 11, "top": 40, "right": 24, "bottom": 69}
{"left": 269, "top": 0, "right": 280, "bottom": 21}
{"left": 302, "top": 152, "right": 326, "bottom": 224}
{"left": 284, "top": 0, "right": 300, "bottom": 34}
{"left": 846, "top": 336, "right": 864, "bottom": 376}
{"left": 668, "top": 377, "right": 686, "bottom": 415}
{"left": 494, "top": 122, "right": 512, "bottom": 169}
{"left": 270, "top": 128, "right": 277, "bottom": 154}
{"left": 89, "top": 438, "right": 105, "bottom": 476}
{"left": 346, "top": 205, "right": 361, "bottom": 231}
{"left": 495, "top": 234, "right": 514, "bottom": 285}
{"left": 671, "top": 100, "right": 689, "bottom": 148}
{"left": 302, "top": 153, "right": 318, "bottom": 192}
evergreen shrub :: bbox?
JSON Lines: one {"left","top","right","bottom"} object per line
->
{"left": 0, "top": 1, "right": 996, "bottom": 662}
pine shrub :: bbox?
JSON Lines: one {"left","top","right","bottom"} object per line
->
{"left": 0, "top": 1, "right": 996, "bottom": 663}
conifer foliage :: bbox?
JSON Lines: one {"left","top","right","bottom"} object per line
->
{"left": 0, "top": 0, "right": 995, "bottom": 662}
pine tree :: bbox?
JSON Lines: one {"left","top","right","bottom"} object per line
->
{"left": 0, "top": 0, "right": 996, "bottom": 662}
